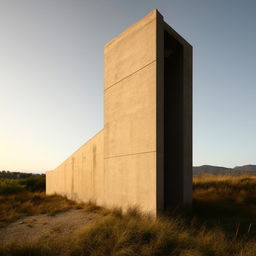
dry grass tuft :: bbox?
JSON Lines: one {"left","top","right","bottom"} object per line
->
{"left": 1, "top": 175, "right": 256, "bottom": 255}
{"left": 0, "top": 211, "right": 246, "bottom": 256}
{"left": 0, "top": 192, "right": 78, "bottom": 227}
{"left": 83, "top": 201, "right": 110, "bottom": 215}
{"left": 193, "top": 175, "right": 256, "bottom": 237}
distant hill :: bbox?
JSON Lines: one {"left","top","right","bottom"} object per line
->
{"left": 233, "top": 165, "right": 256, "bottom": 173}
{"left": 193, "top": 165, "right": 256, "bottom": 175}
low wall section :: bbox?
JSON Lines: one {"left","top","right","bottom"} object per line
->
{"left": 46, "top": 130, "right": 105, "bottom": 206}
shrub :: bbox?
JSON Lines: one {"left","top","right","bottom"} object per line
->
{"left": 20, "top": 175, "right": 45, "bottom": 192}
{"left": 0, "top": 174, "right": 45, "bottom": 195}
{"left": 0, "top": 179, "right": 25, "bottom": 195}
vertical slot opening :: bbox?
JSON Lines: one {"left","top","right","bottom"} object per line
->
{"left": 164, "top": 30, "right": 184, "bottom": 209}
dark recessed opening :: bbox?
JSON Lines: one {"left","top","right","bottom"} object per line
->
{"left": 164, "top": 30, "right": 184, "bottom": 209}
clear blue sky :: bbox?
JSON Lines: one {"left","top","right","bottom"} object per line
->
{"left": 0, "top": 0, "right": 255, "bottom": 172}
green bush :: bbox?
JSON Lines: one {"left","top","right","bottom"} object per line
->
{"left": 20, "top": 175, "right": 45, "bottom": 192}
{"left": 0, "top": 175, "right": 45, "bottom": 195}
{"left": 0, "top": 179, "right": 25, "bottom": 195}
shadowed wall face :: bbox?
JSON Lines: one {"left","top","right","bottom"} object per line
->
{"left": 164, "top": 31, "right": 184, "bottom": 207}
{"left": 163, "top": 23, "right": 193, "bottom": 208}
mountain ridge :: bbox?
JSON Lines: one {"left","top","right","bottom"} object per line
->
{"left": 193, "top": 164, "right": 256, "bottom": 175}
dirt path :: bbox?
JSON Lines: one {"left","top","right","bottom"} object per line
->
{"left": 0, "top": 209, "right": 99, "bottom": 243}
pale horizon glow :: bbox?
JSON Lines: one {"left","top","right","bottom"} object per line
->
{"left": 0, "top": 0, "right": 256, "bottom": 173}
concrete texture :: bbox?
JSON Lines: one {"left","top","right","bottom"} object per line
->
{"left": 104, "top": 10, "right": 159, "bottom": 214}
{"left": 104, "top": 10, "right": 157, "bottom": 89}
{"left": 46, "top": 130, "right": 105, "bottom": 205}
{"left": 46, "top": 9, "right": 192, "bottom": 215}
{"left": 104, "top": 61, "right": 156, "bottom": 157}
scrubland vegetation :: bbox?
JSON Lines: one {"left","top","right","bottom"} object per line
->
{"left": 1, "top": 174, "right": 256, "bottom": 255}
{"left": 0, "top": 173, "right": 45, "bottom": 195}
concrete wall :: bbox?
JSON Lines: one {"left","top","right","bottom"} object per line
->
{"left": 46, "top": 130, "right": 105, "bottom": 205}
{"left": 104, "top": 10, "right": 159, "bottom": 214}
{"left": 46, "top": 9, "right": 192, "bottom": 215}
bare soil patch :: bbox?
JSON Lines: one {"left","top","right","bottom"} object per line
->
{"left": 0, "top": 209, "right": 99, "bottom": 244}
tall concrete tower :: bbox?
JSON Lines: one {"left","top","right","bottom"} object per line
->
{"left": 46, "top": 9, "right": 192, "bottom": 215}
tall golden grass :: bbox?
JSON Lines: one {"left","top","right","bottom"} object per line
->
{"left": 0, "top": 192, "right": 81, "bottom": 227}
{"left": 193, "top": 174, "right": 256, "bottom": 237}
{"left": 1, "top": 174, "right": 256, "bottom": 256}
